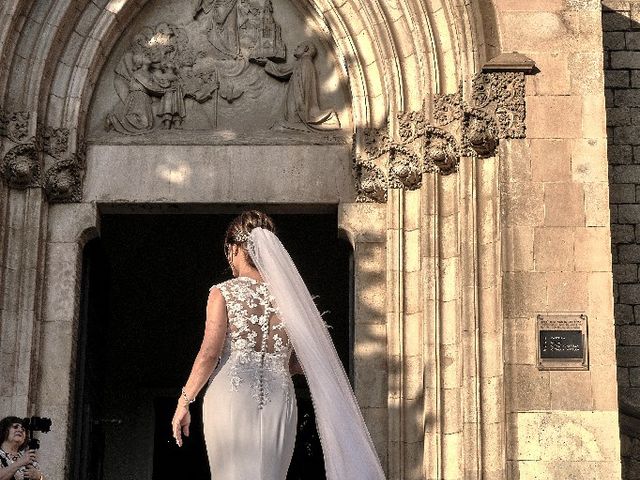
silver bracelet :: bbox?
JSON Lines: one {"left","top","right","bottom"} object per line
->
{"left": 181, "top": 387, "right": 195, "bottom": 405}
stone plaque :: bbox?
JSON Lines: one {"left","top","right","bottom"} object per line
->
{"left": 536, "top": 314, "right": 588, "bottom": 370}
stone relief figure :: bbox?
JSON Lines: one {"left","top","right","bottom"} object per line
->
{"left": 106, "top": 23, "right": 220, "bottom": 132}
{"left": 106, "top": 53, "right": 156, "bottom": 134}
{"left": 154, "top": 61, "right": 186, "bottom": 129}
{"left": 254, "top": 41, "right": 340, "bottom": 131}
{"left": 199, "top": 0, "right": 241, "bottom": 58}
{"left": 101, "top": 3, "right": 345, "bottom": 137}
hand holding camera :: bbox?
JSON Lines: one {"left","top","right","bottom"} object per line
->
{"left": 13, "top": 450, "right": 36, "bottom": 468}
{"left": 23, "top": 463, "right": 43, "bottom": 479}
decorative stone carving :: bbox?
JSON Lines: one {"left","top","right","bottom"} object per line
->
{"left": 433, "top": 93, "right": 462, "bottom": 127}
{"left": 353, "top": 70, "right": 528, "bottom": 202}
{"left": 354, "top": 160, "right": 388, "bottom": 203}
{"left": 43, "top": 126, "right": 69, "bottom": 158}
{"left": 0, "top": 108, "right": 83, "bottom": 202}
{"left": 93, "top": 0, "right": 346, "bottom": 141}
{"left": 423, "top": 127, "right": 459, "bottom": 175}
{"left": 257, "top": 41, "right": 340, "bottom": 131}
{"left": 44, "top": 156, "right": 82, "bottom": 203}
{"left": 388, "top": 147, "right": 422, "bottom": 190}
{"left": 1, "top": 143, "right": 40, "bottom": 188}
{"left": 353, "top": 127, "right": 390, "bottom": 202}
{"left": 2, "top": 111, "right": 31, "bottom": 144}
{"left": 462, "top": 109, "right": 498, "bottom": 158}
{"left": 0, "top": 110, "right": 41, "bottom": 189}
{"left": 471, "top": 72, "right": 526, "bottom": 139}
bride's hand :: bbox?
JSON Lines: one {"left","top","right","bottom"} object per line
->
{"left": 171, "top": 403, "right": 191, "bottom": 447}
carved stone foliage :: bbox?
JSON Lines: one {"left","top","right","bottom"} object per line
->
{"left": 0, "top": 111, "right": 30, "bottom": 144}
{"left": 471, "top": 72, "right": 526, "bottom": 139}
{"left": 353, "top": 71, "right": 526, "bottom": 203}
{"left": 45, "top": 156, "right": 83, "bottom": 203}
{"left": 95, "top": 1, "right": 345, "bottom": 141}
{"left": 43, "top": 125, "right": 70, "bottom": 158}
{"left": 0, "top": 109, "right": 82, "bottom": 202}
{"left": 0, "top": 110, "right": 40, "bottom": 189}
{"left": 1, "top": 144, "right": 40, "bottom": 188}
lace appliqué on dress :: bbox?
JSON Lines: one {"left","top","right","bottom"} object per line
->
{"left": 216, "top": 277, "right": 292, "bottom": 409}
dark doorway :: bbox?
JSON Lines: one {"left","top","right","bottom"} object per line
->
{"left": 71, "top": 238, "right": 111, "bottom": 480}
{"left": 73, "top": 207, "right": 352, "bottom": 480}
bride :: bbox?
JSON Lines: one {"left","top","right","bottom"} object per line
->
{"left": 171, "top": 210, "right": 385, "bottom": 479}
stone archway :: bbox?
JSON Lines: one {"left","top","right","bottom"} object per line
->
{"left": 0, "top": 1, "right": 527, "bottom": 479}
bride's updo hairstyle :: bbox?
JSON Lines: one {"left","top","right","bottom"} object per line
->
{"left": 224, "top": 210, "right": 276, "bottom": 268}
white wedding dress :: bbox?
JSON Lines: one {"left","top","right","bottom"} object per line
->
{"left": 202, "top": 276, "right": 298, "bottom": 479}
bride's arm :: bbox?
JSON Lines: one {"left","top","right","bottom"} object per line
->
{"left": 172, "top": 287, "right": 227, "bottom": 446}
{"left": 182, "top": 287, "right": 228, "bottom": 400}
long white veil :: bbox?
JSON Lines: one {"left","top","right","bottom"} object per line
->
{"left": 247, "top": 227, "right": 386, "bottom": 480}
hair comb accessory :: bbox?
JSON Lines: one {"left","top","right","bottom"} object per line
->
{"left": 233, "top": 230, "right": 250, "bottom": 243}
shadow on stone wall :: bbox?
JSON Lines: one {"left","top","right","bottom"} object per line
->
{"left": 604, "top": 3, "right": 640, "bottom": 478}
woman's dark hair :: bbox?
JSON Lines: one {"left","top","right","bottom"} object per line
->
{"left": 224, "top": 210, "right": 276, "bottom": 268}
{"left": 0, "top": 416, "right": 27, "bottom": 449}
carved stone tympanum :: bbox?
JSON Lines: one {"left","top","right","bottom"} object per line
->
{"left": 95, "top": 0, "right": 345, "bottom": 140}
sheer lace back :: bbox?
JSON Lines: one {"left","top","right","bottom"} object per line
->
{"left": 212, "top": 276, "right": 293, "bottom": 408}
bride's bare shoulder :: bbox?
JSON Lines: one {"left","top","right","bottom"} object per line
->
{"left": 210, "top": 278, "right": 230, "bottom": 288}
{"left": 209, "top": 277, "right": 242, "bottom": 292}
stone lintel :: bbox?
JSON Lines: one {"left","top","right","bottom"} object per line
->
{"left": 482, "top": 52, "right": 537, "bottom": 74}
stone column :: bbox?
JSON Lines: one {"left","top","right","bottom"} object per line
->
{"left": 338, "top": 203, "right": 389, "bottom": 472}
{"left": 386, "top": 187, "right": 425, "bottom": 479}
{"left": 35, "top": 203, "right": 98, "bottom": 478}
{"left": 0, "top": 187, "right": 46, "bottom": 416}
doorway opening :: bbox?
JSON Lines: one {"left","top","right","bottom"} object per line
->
{"left": 72, "top": 206, "right": 353, "bottom": 479}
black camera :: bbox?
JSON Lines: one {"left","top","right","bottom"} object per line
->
{"left": 22, "top": 416, "right": 52, "bottom": 450}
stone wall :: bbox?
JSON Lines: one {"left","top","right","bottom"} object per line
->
{"left": 605, "top": 1, "right": 640, "bottom": 477}
{"left": 496, "top": 0, "right": 621, "bottom": 477}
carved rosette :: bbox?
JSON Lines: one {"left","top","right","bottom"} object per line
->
{"left": 389, "top": 144, "right": 422, "bottom": 190}
{"left": 462, "top": 108, "right": 498, "bottom": 158}
{"left": 423, "top": 127, "right": 459, "bottom": 175}
{"left": 0, "top": 111, "right": 40, "bottom": 188}
{"left": 353, "top": 129, "right": 390, "bottom": 203}
{"left": 45, "top": 157, "right": 83, "bottom": 202}
{"left": 352, "top": 69, "right": 528, "bottom": 202}
{"left": 1, "top": 144, "right": 41, "bottom": 188}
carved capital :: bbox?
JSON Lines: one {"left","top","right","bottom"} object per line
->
{"left": 1, "top": 144, "right": 41, "bottom": 188}
{"left": 352, "top": 69, "right": 530, "bottom": 203}
{"left": 44, "top": 157, "right": 83, "bottom": 203}
{"left": 0, "top": 109, "right": 85, "bottom": 201}
{"left": 43, "top": 126, "right": 70, "bottom": 159}
{"left": 471, "top": 72, "right": 526, "bottom": 139}
{"left": 0, "top": 110, "right": 31, "bottom": 144}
